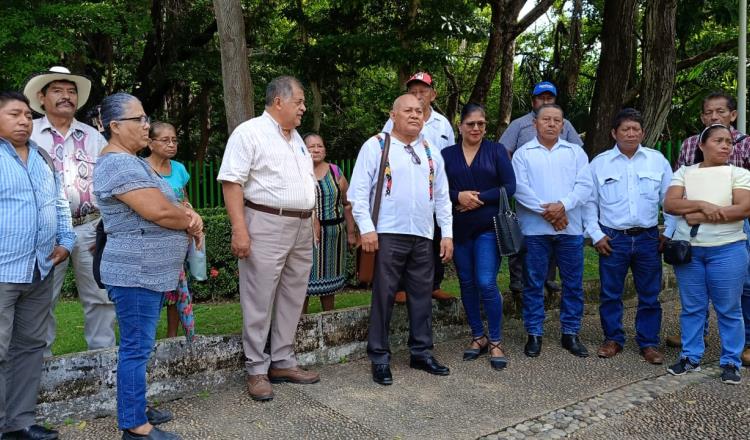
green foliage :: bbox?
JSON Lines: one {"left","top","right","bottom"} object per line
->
{"left": 190, "top": 211, "right": 238, "bottom": 300}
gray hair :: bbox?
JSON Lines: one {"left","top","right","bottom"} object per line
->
{"left": 264, "top": 76, "right": 303, "bottom": 107}
{"left": 100, "top": 92, "right": 139, "bottom": 140}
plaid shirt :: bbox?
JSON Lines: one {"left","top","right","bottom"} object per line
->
{"left": 676, "top": 128, "right": 750, "bottom": 170}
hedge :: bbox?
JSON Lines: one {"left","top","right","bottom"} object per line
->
{"left": 61, "top": 208, "right": 362, "bottom": 301}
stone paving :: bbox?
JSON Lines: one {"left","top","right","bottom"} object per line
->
{"left": 56, "top": 291, "right": 749, "bottom": 439}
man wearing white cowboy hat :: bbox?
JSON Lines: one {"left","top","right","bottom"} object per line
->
{"left": 24, "top": 66, "right": 115, "bottom": 355}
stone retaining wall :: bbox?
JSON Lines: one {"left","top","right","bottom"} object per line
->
{"left": 37, "top": 269, "right": 675, "bottom": 423}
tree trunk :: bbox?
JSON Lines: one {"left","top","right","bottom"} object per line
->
{"left": 468, "top": 0, "right": 505, "bottom": 105}
{"left": 555, "top": 0, "right": 583, "bottom": 110}
{"left": 584, "top": 0, "right": 637, "bottom": 156}
{"left": 639, "top": 0, "right": 677, "bottom": 147}
{"left": 495, "top": 38, "right": 516, "bottom": 138}
{"left": 310, "top": 79, "right": 323, "bottom": 133}
{"left": 443, "top": 65, "right": 459, "bottom": 129}
{"left": 396, "top": 0, "right": 421, "bottom": 86}
{"left": 213, "top": 0, "right": 254, "bottom": 134}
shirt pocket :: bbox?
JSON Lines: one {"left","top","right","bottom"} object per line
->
{"left": 597, "top": 173, "right": 623, "bottom": 203}
{"left": 637, "top": 171, "right": 662, "bottom": 202}
{"left": 75, "top": 152, "right": 97, "bottom": 181}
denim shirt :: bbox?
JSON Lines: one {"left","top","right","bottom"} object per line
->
{"left": 93, "top": 153, "right": 188, "bottom": 292}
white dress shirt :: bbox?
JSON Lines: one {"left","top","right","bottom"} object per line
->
{"left": 512, "top": 137, "right": 593, "bottom": 236}
{"left": 347, "top": 133, "right": 453, "bottom": 240}
{"left": 31, "top": 116, "right": 106, "bottom": 218}
{"left": 217, "top": 111, "right": 317, "bottom": 210}
{"left": 583, "top": 145, "right": 675, "bottom": 243}
{"left": 383, "top": 107, "right": 455, "bottom": 150}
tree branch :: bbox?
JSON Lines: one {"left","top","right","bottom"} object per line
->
{"left": 514, "top": 0, "right": 555, "bottom": 36}
{"left": 676, "top": 35, "right": 745, "bottom": 71}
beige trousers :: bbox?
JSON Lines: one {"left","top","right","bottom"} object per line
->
{"left": 239, "top": 208, "right": 313, "bottom": 375}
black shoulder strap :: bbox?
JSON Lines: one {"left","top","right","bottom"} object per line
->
{"left": 36, "top": 147, "right": 55, "bottom": 173}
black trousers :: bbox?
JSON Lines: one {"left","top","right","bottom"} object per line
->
{"left": 367, "top": 234, "right": 434, "bottom": 364}
{"left": 398, "top": 221, "right": 444, "bottom": 292}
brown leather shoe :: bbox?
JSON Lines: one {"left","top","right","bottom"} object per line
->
{"left": 665, "top": 334, "right": 682, "bottom": 348}
{"left": 596, "top": 340, "right": 622, "bottom": 358}
{"left": 394, "top": 290, "right": 407, "bottom": 304}
{"left": 431, "top": 289, "right": 453, "bottom": 301}
{"left": 741, "top": 347, "right": 750, "bottom": 366}
{"left": 268, "top": 366, "right": 320, "bottom": 384}
{"left": 640, "top": 346, "right": 664, "bottom": 365}
{"left": 247, "top": 374, "right": 273, "bottom": 401}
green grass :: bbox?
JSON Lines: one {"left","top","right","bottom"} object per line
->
{"left": 53, "top": 247, "right": 602, "bottom": 355}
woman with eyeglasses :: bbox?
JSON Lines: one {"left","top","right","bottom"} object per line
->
{"left": 146, "top": 122, "right": 195, "bottom": 341}
{"left": 302, "top": 133, "right": 358, "bottom": 313}
{"left": 664, "top": 123, "right": 750, "bottom": 385}
{"left": 93, "top": 93, "right": 202, "bottom": 440}
{"left": 441, "top": 103, "right": 516, "bottom": 370}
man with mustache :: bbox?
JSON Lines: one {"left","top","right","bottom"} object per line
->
{"left": 23, "top": 67, "right": 115, "bottom": 356}
{"left": 349, "top": 94, "right": 454, "bottom": 385}
{"left": 382, "top": 72, "right": 455, "bottom": 304}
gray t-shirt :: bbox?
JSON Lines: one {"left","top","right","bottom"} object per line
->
{"left": 499, "top": 111, "right": 583, "bottom": 154}
{"left": 93, "top": 153, "right": 189, "bottom": 292}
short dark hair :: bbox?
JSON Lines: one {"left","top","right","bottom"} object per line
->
{"left": 459, "top": 103, "right": 486, "bottom": 123}
{"left": 533, "top": 103, "right": 564, "bottom": 118}
{"left": 40, "top": 79, "right": 78, "bottom": 96}
{"left": 612, "top": 108, "right": 644, "bottom": 131}
{"left": 302, "top": 132, "right": 323, "bottom": 144}
{"left": 694, "top": 123, "right": 732, "bottom": 163}
{"left": 703, "top": 92, "right": 737, "bottom": 112}
{"left": 0, "top": 91, "right": 30, "bottom": 109}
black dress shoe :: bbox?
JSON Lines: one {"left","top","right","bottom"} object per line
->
{"left": 561, "top": 334, "right": 589, "bottom": 358}
{"left": 409, "top": 356, "right": 450, "bottom": 376}
{"left": 371, "top": 363, "right": 393, "bottom": 385}
{"left": 524, "top": 335, "right": 543, "bottom": 357}
{"left": 545, "top": 280, "right": 562, "bottom": 293}
{"left": 146, "top": 406, "right": 173, "bottom": 425}
{"left": 2, "top": 425, "right": 58, "bottom": 440}
{"left": 121, "top": 427, "right": 182, "bottom": 440}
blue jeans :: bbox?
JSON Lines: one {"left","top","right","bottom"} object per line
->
{"left": 453, "top": 231, "right": 503, "bottom": 342}
{"left": 523, "top": 235, "right": 584, "bottom": 336}
{"left": 700, "top": 220, "right": 750, "bottom": 340}
{"left": 108, "top": 285, "right": 164, "bottom": 430}
{"left": 598, "top": 226, "right": 662, "bottom": 348}
{"left": 674, "top": 241, "right": 747, "bottom": 367}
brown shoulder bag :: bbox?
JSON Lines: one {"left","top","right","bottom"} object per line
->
{"left": 357, "top": 133, "right": 391, "bottom": 284}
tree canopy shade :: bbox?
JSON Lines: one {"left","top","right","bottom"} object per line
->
{"left": 0, "top": 0, "right": 745, "bottom": 161}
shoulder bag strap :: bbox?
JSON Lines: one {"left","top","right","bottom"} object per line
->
{"left": 498, "top": 185, "right": 510, "bottom": 215}
{"left": 371, "top": 133, "right": 391, "bottom": 227}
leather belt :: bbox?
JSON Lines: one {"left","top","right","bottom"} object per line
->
{"left": 72, "top": 212, "right": 101, "bottom": 227}
{"left": 244, "top": 200, "right": 312, "bottom": 219}
{"left": 604, "top": 225, "right": 656, "bottom": 236}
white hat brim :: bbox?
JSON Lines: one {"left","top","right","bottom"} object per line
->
{"left": 23, "top": 72, "right": 92, "bottom": 115}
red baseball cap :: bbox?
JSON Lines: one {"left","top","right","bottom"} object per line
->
{"left": 406, "top": 72, "right": 433, "bottom": 88}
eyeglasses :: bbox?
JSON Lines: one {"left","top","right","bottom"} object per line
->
{"left": 152, "top": 137, "right": 178, "bottom": 145}
{"left": 117, "top": 115, "right": 151, "bottom": 125}
{"left": 404, "top": 144, "right": 421, "bottom": 165}
{"left": 464, "top": 121, "right": 486, "bottom": 129}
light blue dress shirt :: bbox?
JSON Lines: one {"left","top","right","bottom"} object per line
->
{"left": 511, "top": 137, "right": 593, "bottom": 236}
{"left": 0, "top": 139, "right": 76, "bottom": 283}
{"left": 347, "top": 133, "right": 453, "bottom": 240}
{"left": 583, "top": 145, "right": 676, "bottom": 243}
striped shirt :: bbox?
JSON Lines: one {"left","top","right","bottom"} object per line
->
{"left": 0, "top": 139, "right": 76, "bottom": 283}
{"left": 217, "top": 111, "right": 316, "bottom": 210}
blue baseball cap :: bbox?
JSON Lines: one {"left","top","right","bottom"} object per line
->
{"left": 532, "top": 81, "right": 557, "bottom": 97}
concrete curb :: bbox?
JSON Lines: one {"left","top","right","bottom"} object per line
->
{"left": 37, "top": 269, "right": 675, "bottom": 423}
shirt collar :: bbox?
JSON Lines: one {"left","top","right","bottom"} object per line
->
{"left": 610, "top": 144, "right": 645, "bottom": 161}
{"left": 528, "top": 136, "right": 569, "bottom": 150}
{"left": 37, "top": 115, "right": 86, "bottom": 136}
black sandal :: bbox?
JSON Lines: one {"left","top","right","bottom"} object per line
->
{"left": 489, "top": 341, "right": 508, "bottom": 370}
{"left": 463, "top": 335, "right": 488, "bottom": 361}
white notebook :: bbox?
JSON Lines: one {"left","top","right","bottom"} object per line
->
{"left": 684, "top": 165, "right": 732, "bottom": 206}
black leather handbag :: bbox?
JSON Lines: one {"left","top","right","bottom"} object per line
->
{"left": 493, "top": 186, "right": 524, "bottom": 256}
{"left": 663, "top": 239, "right": 692, "bottom": 265}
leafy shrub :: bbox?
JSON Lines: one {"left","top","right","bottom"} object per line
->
{"left": 190, "top": 211, "right": 239, "bottom": 301}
